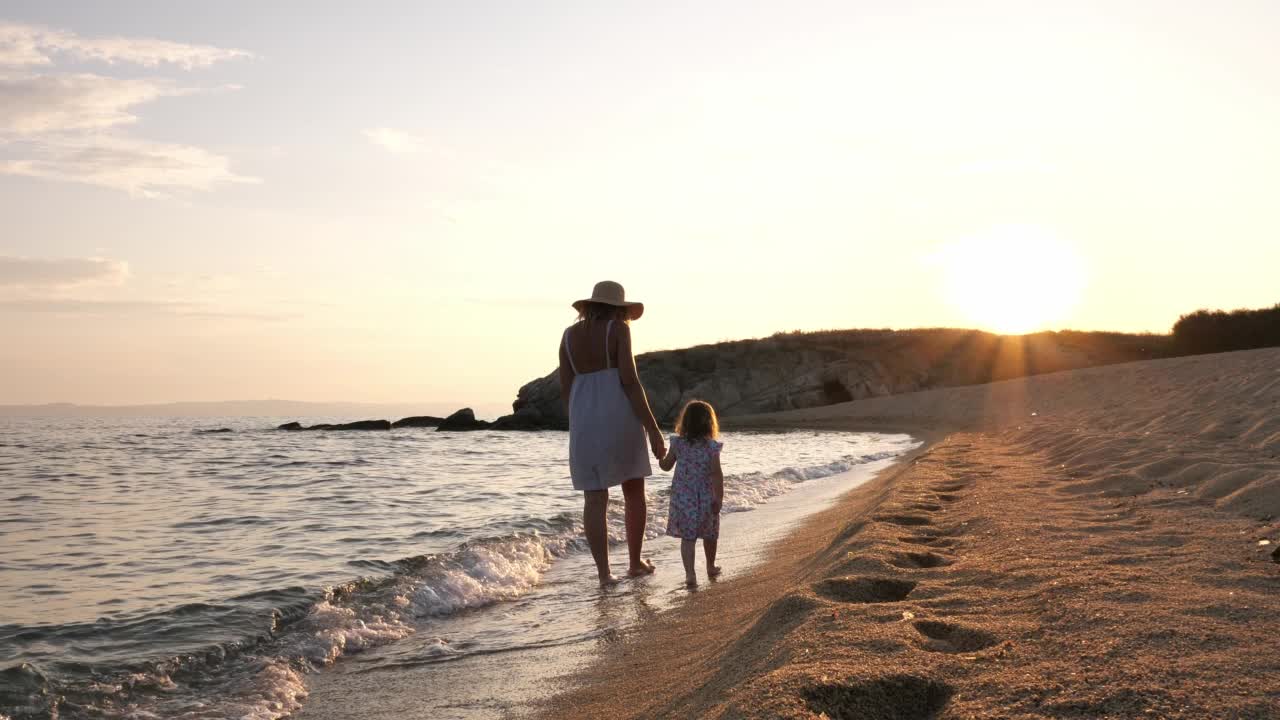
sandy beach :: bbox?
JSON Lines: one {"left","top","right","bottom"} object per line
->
{"left": 540, "top": 348, "right": 1280, "bottom": 718}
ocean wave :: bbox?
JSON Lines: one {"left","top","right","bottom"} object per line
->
{"left": 0, "top": 436, "right": 914, "bottom": 719}
{"left": 720, "top": 449, "right": 903, "bottom": 512}
{"left": 0, "top": 533, "right": 576, "bottom": 718}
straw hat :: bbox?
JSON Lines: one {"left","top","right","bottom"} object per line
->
{"left": 572, "top": 280, "right": 644, "bottom": 320}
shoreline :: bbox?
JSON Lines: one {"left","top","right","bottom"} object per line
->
{"left": 289, "top": 431, "right": 917, "bottom": 720}
{"left": 538, "top": 348, "right": 1280, "bottom": 718}
{"left": 532, "top": 426, "right": 944, "bottom": 719}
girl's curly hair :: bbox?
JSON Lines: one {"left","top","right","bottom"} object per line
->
{"left": 675, "top": 400, "right": 719, "bottom": 442}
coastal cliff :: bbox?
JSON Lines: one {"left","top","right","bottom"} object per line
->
{"left": 502, "top": 328, "right": 1169, "bottom": 429}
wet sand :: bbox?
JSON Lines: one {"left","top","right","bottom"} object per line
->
{"left": 541, "top": 348, "right": 1280, "bottom": 718}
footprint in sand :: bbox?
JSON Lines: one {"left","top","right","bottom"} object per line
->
{"left": 898, "top": 535, "right": 957, "bottom": 548}
{"left": 813, "top": 577, "right": 916, "bottom": 604}
{"left": 803, "top": 674, "right": 952, "bottom": 720}
{"left": 912, "top": 620, "right": 999, "bottom": 653}
{"left": 874, "top": 514, "right": 933, "bottom": 527}
{"left": 890, "top": 551, "right": 952, "bottom": 569}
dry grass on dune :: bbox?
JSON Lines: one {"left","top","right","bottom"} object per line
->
{"left": 545, "top": 349, "right": 1280, "bottom": 719}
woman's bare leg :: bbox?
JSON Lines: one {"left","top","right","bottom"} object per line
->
{"left": 704, "top": 539, "right": 721, "bottom": 577}
{"left": 621, "top": 478, "right": 655, "bottom": 576}
{"left": 583, "top": 490, "right": 617, "bottom": 585}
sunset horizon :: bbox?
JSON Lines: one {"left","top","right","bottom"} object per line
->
{"left": 5, "top": 2, "right": 1279, "bottom": 409}
{"left": 3, "top": 4, "right": 1279, "bottom": 720}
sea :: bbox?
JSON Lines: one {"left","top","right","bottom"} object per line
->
{"left": 0, "top": 417, "right": 918, "bottom": 719}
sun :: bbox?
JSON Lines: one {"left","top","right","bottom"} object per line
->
{"left": 936, "top": 228, "right": 1087, "bottom": 335}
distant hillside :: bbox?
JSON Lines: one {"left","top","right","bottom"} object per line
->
{"left": 504, "top": 328, "right": 1174, "bottom": 429}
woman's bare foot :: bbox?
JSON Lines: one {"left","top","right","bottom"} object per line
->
{"left": 599, "top": 573, "right": 621, "bottom": 587}
{"left": 626, "top": 558, "right": 656, "bottom": 577}
{"left": 685, "top": 573, "right": 698, "bottom": 586}
{"left": 708, "top": 565, "right": 722, "bottom": 578}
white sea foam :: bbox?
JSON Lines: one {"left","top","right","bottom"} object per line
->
{"left": 70, "top": 658, "right": 306, "bottom": 720}
{"left": 292, "top": 600, "right": 415, "bottom": 666}
{"left": 403, "top": 535, "right": 556, "bottom": 616}
{"left": 720, "top": 450, "right": 902, "bottom": 513}
{"left": 62, "top": 594, "right": 417, "bottom": 719}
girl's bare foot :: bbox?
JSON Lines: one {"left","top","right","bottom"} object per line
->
{"left": 708, "top": 565, "right": 722, "bottom": 578}
{"left": 599, "top": 573, "right": 621, "bottom": 587}
{"left": 685, "top": 573, "right": 698, "bottom": 586}
{"left": 627, "top": 558, "right": 656, "bottom": 577}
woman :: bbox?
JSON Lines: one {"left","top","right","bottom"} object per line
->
{"left": 559, "top": 280, "right": 666, "bottom": 585}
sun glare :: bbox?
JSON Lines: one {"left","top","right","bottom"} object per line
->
{"left": 936, "top": 228, "right": 1087, "bottom": 335}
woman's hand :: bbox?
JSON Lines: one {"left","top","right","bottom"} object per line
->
{"left": 649, "top": 429, "right": 666, "bottom": 461}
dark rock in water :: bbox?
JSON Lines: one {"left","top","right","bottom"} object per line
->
{"left": 392, "top": 415, "right": 445, "bottom": 429}
{"left": 1272, "top": 545, "right": 1280, "bottom": 564}
{"left": 196, "top": 428, "right": 233, "bottom": 434}
{"left": 277, "top": 420, "right": 390, "bottom": 431}
{"left": 436, "top": 408, "right": 491, "bottom": 432}
{"left": 507, "top": 373, "right": 568, "bottom": 430}
{"left": 492, "top": 405, "right": 565, "bottom": 431}
{"left": 323, "top": 420, "right": 390, "bottom": 431}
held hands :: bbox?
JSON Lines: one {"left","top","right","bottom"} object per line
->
{"left": 649, "top": 429, "right": 666, "bottom": 462}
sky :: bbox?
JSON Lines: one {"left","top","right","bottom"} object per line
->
{"left": 2, "top": 0, "right": 1278, "bottom": 409}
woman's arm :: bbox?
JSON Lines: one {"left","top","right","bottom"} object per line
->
{"left": 711, "top": 454, "right": 724, "bottom": 513}
{"left": 614, "top": 322, "right": 665, "bottom": 459}
{"left": 558, "top": 336, "right": 575, "bottom": 416}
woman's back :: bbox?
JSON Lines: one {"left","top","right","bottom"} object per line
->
{"left": 563, "top": 319, "right": 618, "bottom": 375}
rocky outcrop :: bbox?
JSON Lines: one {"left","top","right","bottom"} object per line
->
{"left": 195, "top": 428, "right": 234, "bottom": 433}
{"left": 277, "top": 420, "right": 391, "bottom": 431}
{"left": 496, "top": 328, "right": 1172, "bottom": 430}
{"left": 502, "top": 375, "right": 568, "bottom": 431}
{"left": 436, "top": 408, "right": 492, "bottom": 432}
{"left": 392, "top": 415, "right": 444, "bottom": 428}
{"left": 492, "top": 403, "right": 563, "bottom": 431}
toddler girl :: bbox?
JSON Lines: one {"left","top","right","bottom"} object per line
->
{"left": 660, "top": 400, "right": 725, "bottom": 586}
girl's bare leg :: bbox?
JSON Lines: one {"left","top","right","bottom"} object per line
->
{"left": 621, "top": 478, "right": 655, "bottom": 576}
{"left": 583, "top": 490, "right": 618, "bottom": 585}
{"left": 704, "top": 539, "right": 721, "bottom": 577}
{"left": 681, "top": 539, "right": 697, "bottom": 585}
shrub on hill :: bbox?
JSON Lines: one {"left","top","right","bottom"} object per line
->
{"left": 1172, "top": 303, "right": 1280, "bottom": 355}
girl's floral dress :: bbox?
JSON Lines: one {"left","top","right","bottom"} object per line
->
{"left": 665, "top": 435, "right": 723, "bottom": 540}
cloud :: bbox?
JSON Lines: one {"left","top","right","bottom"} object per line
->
{"left": 0, "top": 297, "right": 296, "bottom": 321}
{"left": 0, "top": 298, "right": 183, "bottom": 312}
{"left": 363, "top": 127, "right": 426, "bottom": 154}
{"left": 0, "top": 256, "right": 129, "bottom": 287}
{"left": 0, "top": 72, "right": 186, "bottom": 134}
{"left": 0, "top": 21, "right": 250, "bottom": 69}
{"left": 0, "top": 22, "right": 253, "bottom": 197}
{"left": 1, "top": 134, "right": 260, "bottom": 197}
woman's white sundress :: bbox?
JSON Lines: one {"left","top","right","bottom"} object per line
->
{"left": 565, "top": 320, "right": 652, "bottom": 491}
